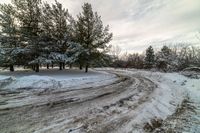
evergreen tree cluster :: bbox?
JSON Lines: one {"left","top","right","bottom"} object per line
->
{"left": 144, "top": 45, "right": 200, "bottom": 71}
{"left": 0, "top": 0, "right": 112, "bottom": 72}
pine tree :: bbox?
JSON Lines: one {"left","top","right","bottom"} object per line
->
{"left": 156, "top": 46, "right": 170, "bottom": 71}
{"left": 144, "top": 46, "right": 155, "bottom": 69}
{"left": 50, "top": 0, "right": 71, "bottom": 70}
{"left": 40, "top": 2, "right": 55, "bottom": 69}
{"left": 0, "top": 3, "right": 19, "bottom": 71}
{"left": 156, "top": 46, "right": 178, "bottom": 71}
{"left": 0, "top": 1, "right": 113, "bottom": 72}
{"left": 161, "top": 46, "right": 171, "bottom": 56}
{"left": 75, "top": 3, "right": 112, "bottom": 72}
{"left": 12, "top": 0, "right": 43, "bottom": 72}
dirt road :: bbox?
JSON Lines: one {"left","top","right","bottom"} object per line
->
{"left": 0, "top": 70, "right": 158, "bottom": 133}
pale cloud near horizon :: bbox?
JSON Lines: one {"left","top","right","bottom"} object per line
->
{"left": 1, "top": 0, "right": 200, "bottom": 53}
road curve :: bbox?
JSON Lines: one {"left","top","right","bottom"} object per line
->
{"left": 0, "top": 70, "right": 157, "bottom": 133}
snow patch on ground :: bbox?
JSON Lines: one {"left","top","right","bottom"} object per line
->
{"left": 124, "top": 70, "right": 185, "bottom": 132}
{"left": 5, "top": 75, "right": 59, "bottom": 90}
{"left": 163, "top": 72, "right": 200, "bottom": 100}
{"left": 96, "top": 68, "right": 186, "bottom": 132}
{"left": 106, "top": 68, "right": 199, "bottom": 132}
{"left": 0, "top": 69, "right": 117, "bottom": 91}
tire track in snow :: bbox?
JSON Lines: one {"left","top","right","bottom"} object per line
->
{"left": 0, "top": 70, "right": 157, "bottom": 133}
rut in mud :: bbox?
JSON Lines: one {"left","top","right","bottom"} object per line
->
{"left": 0, "top": 70, "right": 157, "bottom": 133}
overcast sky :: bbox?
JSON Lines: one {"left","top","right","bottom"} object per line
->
{"left": 1, "top": 0, "right": 200, "bottom": 53}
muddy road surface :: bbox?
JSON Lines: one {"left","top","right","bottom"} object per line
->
{"left": 0, "top": 70, "right": 157, "bottom": 133}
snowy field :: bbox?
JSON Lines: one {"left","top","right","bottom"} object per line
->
{"left": 0, "top": 68, "right": 199, "bottom": 133}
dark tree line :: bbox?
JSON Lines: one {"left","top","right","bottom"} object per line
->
{"left": 110, "top": 45, "right": 200, "bottom": 72}
{"left": 0, "top": 0, "right": 112, "bottom": 72}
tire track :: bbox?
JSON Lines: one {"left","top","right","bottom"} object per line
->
{"left": 0, "top": 70, "right": 157, "bottom": 133}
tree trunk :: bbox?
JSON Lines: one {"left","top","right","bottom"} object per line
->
{"left": 79, "top": 64, "right": 83, "bottom": 70}
{"left": 10, "top": 65, "right": 14, "bottom": 72}
{"left": 85, "top": 64, "right": 89, "bottom": 73}
{"left": 32, "top": 65, "right": 35, "bottom": 71}
{"left": 63, "top": 63, "right": 65, "bottom": 69}
{"left": 69, "top": 64, "right": 72, "bottom": 69}
{"left": 51, "top": 64, "right": 54, "bottom": 69}
{"left": 59, "top": 62, "right": 62, "bottom": 70}
{"left": 47, "top": 64, "right": 49, "bottom": 69}
{"left": 35, "top": 64, "right": 39, "bottom": 72}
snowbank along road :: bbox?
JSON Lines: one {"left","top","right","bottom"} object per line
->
{"left": 0, "top": 69, "right": 199, "bottom": 133}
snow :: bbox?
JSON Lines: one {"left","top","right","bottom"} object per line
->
{"left": 109, "top": 69, "right": 186, "bottom": 132}
{"left": 161, "top": 72, "right": 200, "bottom": 132}
{"left": 1, "top": 68, "right": 199, "bottom": 132}
{"left": 99, "top": 68, "right": 199, "bottom": 132}
{"left": 4, "top": 75, "right": 58, "bottom": 90}
{"left": 136, "top": 72, "right": 184, "bottom": 117}
{"left": 0, "top": 75, "right": 11, "bottom": 80}
{"left": 0, "top": 69, "right": 117, "bottom": 91}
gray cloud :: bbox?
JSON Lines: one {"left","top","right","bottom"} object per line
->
{"left": 1, "top": 0, "right": 200, "bottom": 53}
